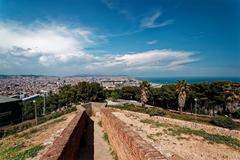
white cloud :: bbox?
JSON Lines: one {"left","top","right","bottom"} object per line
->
{"left": 147, "top": 40, "right": 158, "bottom": 45}
{"left": 0, "top": 21, "right": 95, "bottom": 66}
{"left": 102, "top": 0, "right": 134, "bottom": 20}
{"left": 102, "top": 0, "right": 114, "bottom": 9}
{"left": 141, "top": 11, "right": 161, "bottom": 28}
{"left": 140, "top": 11, "right": 174, "bottom": 28}
{"left": 86, "top": 49, "right": 199, "bottom": 71}
{"left": 0, "top": 21, "right": 198, "bottom": 75}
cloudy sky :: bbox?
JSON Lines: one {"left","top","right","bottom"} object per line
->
{"left": 0, "top": 0, "right": 239, "bottom": 76}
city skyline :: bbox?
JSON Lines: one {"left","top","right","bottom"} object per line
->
{"left": 0, "top": 0, "right": 239, "bottom": 77}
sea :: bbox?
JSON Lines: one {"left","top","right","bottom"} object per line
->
{"left": 135, "top": 77, "right": 240, "bottom": 85}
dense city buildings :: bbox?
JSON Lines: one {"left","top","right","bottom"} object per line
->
{"left": 0, "top": 75, "right": 140, "bottom": 97}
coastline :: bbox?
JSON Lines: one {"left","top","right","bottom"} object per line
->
{"left": 135, "top": 77, "right": 240, "bottom": 85}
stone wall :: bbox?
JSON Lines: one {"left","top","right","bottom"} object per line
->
{"left": 82, "top": 102, "right": 106, "bottom": 116}
{"left": 101, "top": 108, "right": 168, "bottom": 160}
{"left": 40, "top": 110, "right": 90, "bottom": 160}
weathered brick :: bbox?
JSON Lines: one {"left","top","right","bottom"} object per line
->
{"left": 40, "top": 110, "right": 89, "bottom": 160}
{"left": 101, "top": 108, "right": 170, "bottom": 160}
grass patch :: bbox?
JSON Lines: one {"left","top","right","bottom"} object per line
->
{"left": 109, "top": 104, "right": 166, "bottom": 117}
{"left": 166, "top": 126, "right": 240, "bottom": 149}
{"left": 102, "top": 132, "right": 118, "bottom": 160}
{"left": 10, "top": 145, "right": 44, "bottom": 160}
{"left": 103, "top": 132, "right": 109, "bottom": 144}
{"left": 0, "top": 143, "right": 25, "bottom": 160}
{"left": 110, "top": 150, "right": 118, "bottom": 160}
{"left": 0, "top": 144, "right": 44, "bottom": 160}
{"left": 16, "top": 117, "right": 66, "bottom": 138}
{"left": 140, "top": 118, "right": 240, "bottom": 149}
{"left": 210, "top": 116, "right": 237, "bottom": 130}
{"left": 140, "top": 119, "right": 169, "bottom": 128}
{"left": 109, "top": 105, "right": 240, "bottom": 130}
{"left": 147, "top": 132, "right": 162, "bottom": 140}
{"left": 98, "top": 121, "right": 102, "bottom": 127}
{"left": 165, "top": 111, "right": 210, "bottom": 124}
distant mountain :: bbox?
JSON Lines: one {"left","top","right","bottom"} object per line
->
{"left": 0, "top": 74, "right": 131, "bottom": 79}
{"left": 0, "top": 74, "right": 58, "bottom": 79}
{"left": 65, "top": 74, "right": 130, "bottom": 78}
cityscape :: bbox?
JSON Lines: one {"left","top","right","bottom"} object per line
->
{"left": 0, "top": 75, "right": 141, "bottom": 97}
{"left": 0, "top": 0, "right": 239, "bottom": 160}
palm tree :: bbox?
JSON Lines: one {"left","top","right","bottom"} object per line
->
{"left": 225, "top": 88, "right": 239, "bottom": 114}
{"left": 140, "top": 81, "right": 150, "bottom": 107}
{"left": 176, "top": 80, "right": 189, "bottom": 112}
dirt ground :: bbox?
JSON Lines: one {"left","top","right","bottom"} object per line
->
{"left": 31, "top": 112, "right": 77, "bottom": 159}
{"left": 112, "top": 110, "right": 240, "bottom": 160}
{"left": 0, "top": 111, "right": 77, "bottom": 160}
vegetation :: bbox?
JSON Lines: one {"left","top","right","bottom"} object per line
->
{"left": 10, "top": 145, "right": 44, "bottom": 160}
{"left": 111, "top": 104, "right": 166, "bottom": 117}
{"left": 110, "top": 104, "right": 240, "bottom": 130}
{"left": 0, "top": 143, "right": 44, "bottom": 160}
{"left": 22, "top": 81, "right": 105, "bottom": 121}
{"left": 110, "top": 91, "right": 120, "bottom": 101}
{"left": 140, "top": 81, "right": 150, "bottom": 107}
{"left": 0, "top": 110, "right": 70, "bottom": 160}
{"left": 16, "top": 117, "right": 66, "bottom": 139}
{"left": 97, "top": 120, "right": 102, "bottom": 127}
{"left": 176, "top": 80, "right": 189, "bottom": 112}
{"left": 110, "top": 150, "right": 118, "bottom": 160}
{"left": 103, "top": 132, "right": 109, "bottom": 144}
{"left": 140, "top": 118, "right": 240, "bottom": 149}
{"left": 145, "top": 107, "right": 166, "bottom": 117}
{"left": 108, "top": 80, "right": 240, "bottom": 117}
{"left": 210, "top": 116, "right": 237, "bottom": 129}
{"left": 0, "top": 107, "right": 76, "bottom": 138}
{"left": 233, "top": 109, "right": 240, "bottom": 119}
{"left": 166, "top": 127, "right": 240, "bottom": 149}
{"left": 22, "top": 82, "right": 106, "bottom": 120}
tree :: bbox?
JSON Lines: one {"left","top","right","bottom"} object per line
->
{"left": 140, "top": 81, "right": 150, "bottom": 107}
{"left": 176, "top": 80, "right": 189, "bottom": 112}
{"left": 120, "top": 86, "right": 140, "bottom": 100}
{"left": 225, "top": 89, "right": 239, "bottom": 114}
{"left": 111, "top": 90, "right": 120, "bottom": 101}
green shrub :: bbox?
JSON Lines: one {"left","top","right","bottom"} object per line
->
{"left": 111, "top": 104, "right": 165, "bottom": 116}
{"left": 232, "top": 109, "right": 240, "bottom": 119}
{"left": 211, "top": 116, "right": 237, "bottom": 130}
{"left": 146, "top": 107, "right": 166, "bottom": 116}
{"left": 103, "top": 132, "right": 109, "bottom": 143}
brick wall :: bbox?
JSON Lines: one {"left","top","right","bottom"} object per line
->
{"left": 40, "top": 110, "right": 90, "bottom": 160}
{"left": 101, "top": 108, "right": 168, "bottom": 160}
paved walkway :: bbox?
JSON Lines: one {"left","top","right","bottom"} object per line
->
{"left": 78, "top": 115, "right": 112, "bottom": 160}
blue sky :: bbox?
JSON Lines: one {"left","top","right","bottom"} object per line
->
{"left": 0, "top": 0, "right": 239, "bottom": 77}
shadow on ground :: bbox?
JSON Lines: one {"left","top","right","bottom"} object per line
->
{"left": 78, "top": 118, "right": 94, "bottom": 160}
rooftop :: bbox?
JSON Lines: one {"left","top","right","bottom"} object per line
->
{"left": 0, "top": 96, "right": 21, "bottom": 104}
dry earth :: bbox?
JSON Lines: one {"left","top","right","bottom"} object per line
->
{"left": 31, "top": 112, "right": 77, "bottom": 159}
{"left": 0, "top": 111, "right": 77, "bottom": 160}
{"left": 113, "top": 110, "right": 240, "bottom": 160}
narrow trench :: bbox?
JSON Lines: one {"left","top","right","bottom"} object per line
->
{"left": 78, "top": 117, "right": 94, "bottom": 160}
{"left": 78, "top": 116, "right": 113, "bottom": 160}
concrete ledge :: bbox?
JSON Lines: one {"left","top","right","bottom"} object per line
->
{"left": 82, "top": 102, "right": 106, "bottom": 116}
{"left": 40, "top": 110, "right": 89, "bottom": 160}
{"left": 101, "top": 108, "right": 169, "bottom": 160}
